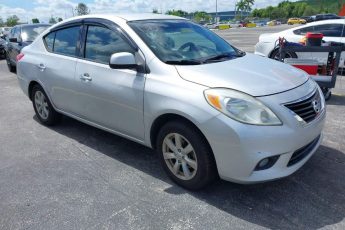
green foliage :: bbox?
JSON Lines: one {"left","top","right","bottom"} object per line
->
{"left": 0, "top": 17, "right": 4, "bottom": 27}
{"left": 49, "top": 17, "right": 57, "bottom": 24}
{"left": 193, "top": 11, "right": 211, "bottom": 22}
{"left": 166, "top": 9, "right": 188, "bottom": 17}
{"left": 152, "top": 8, "right": 159, "bottom": 14}
{"left": 236, "top": 0, "right": 254, "bottom": 19}
{"left": 6, "top": 15, "right": 19, "bottom": 27}
{"left": 32, "top": 18, "right": 40, "bottom": 24}
{"left": 251, "top": 0, "right": 345, "bottom": 19}
{"left": 75, "top": 3, "right": 90, "bottom": 16}
{"left": 58, "top": 18, "right": 63, "bottom": 22}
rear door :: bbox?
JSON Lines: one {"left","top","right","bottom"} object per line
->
{"left": 39, "top": 25, "right": 81, "bottom": 114}
{"left": 73, "top": 21, "right": 146, "bottom": 140}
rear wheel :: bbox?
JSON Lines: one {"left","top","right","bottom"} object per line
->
{"left": 156, "top": 121, "right": 217, "bottom": 190}
{"left": 5, "top": 53, "right": 16, "bottom": 73}
{"left": 31, "top": 85, "right": 61, "bottom": 126}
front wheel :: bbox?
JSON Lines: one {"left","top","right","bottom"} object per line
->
{"left": 270, "top": 48, "right": 297, "bottom": 61}
{"left": 32, "top": 85, "right": 61, "bottom": 126}
{"left": 156, "top": 121, "right": 218, "bottom": 190}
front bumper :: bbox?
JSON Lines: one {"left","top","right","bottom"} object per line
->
{"left": 198, "top": 80, "right": 326, "bottom": 183}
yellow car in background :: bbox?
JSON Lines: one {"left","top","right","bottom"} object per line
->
{"left": 287, "top": 18, "right": 306, "bottom": 25}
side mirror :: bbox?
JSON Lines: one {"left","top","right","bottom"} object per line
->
{"left": 109, "top": 52, "right": 138, "bottom": 70}
{"left": 9, "top": 37, "right": 18, "bottom": 43}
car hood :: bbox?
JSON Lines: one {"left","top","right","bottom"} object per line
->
{"left": 175, "top": 53, "right": 308, "bottom": 97}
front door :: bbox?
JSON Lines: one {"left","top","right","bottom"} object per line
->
{"left": 74, "top": 24, "right": 146, "bottom": 140}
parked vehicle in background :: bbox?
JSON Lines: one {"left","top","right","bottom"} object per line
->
{"left": 205, "top": 23, "right": 217, "bottom": 29}
{"left": 0, "top": 38, "right": 6, "bottom": 58}
{"left": 287, "top": 18, "right": 307, "bottom": 25}
{"left": 311, "top": 14, "right": 342, "bottom": 22}
{"left": 267, "top": 20, "right": 281, "bottom": 26}
{"left": 17, "top": 14, "right": 325, "bottom": 190}
{"left": 255, "top": 19, "right": 345, "bottom": 67}
{"left": 229, "top": 21, "right": 242, "bottom": 28}
{"left": 0, "top": 27, "right": 11, "bottom": 38}
{"left": 5, "top": 23, "right": 50, "bottom": 72}
{"left": 300, "top": 16, "right": 313, "bottom": 23}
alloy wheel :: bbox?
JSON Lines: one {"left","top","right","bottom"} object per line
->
{"left": 162, "top": 133, "right": 198, "bottom": 180}
{"left": 34, "top": 91, "right": 49, "bottom": 119}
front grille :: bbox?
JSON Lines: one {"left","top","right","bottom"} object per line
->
{"left": 284, "top": 90, "right": 322, "bottom": 123}
{"left": 287, "top": 135, "right": 320, "bottom": 167}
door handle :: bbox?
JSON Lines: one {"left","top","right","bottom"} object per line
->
{"left": 80, "top": 73, "right": 92, "bottom": 81}
{"left": 37, "top": 63, "right": 46, "bottom": 71}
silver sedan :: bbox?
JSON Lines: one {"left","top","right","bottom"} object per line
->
{"left": 16, "top": 14, "right": 325, "bottom": 190}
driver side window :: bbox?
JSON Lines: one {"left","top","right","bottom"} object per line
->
{"left": 84, "top": 25, "right": 134, "bottom": 64}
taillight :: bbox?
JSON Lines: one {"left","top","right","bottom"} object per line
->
{"left": 16, "top": 53, "right": 24, "bottom": 62}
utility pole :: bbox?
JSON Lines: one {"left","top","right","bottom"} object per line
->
{"left": 215, "top": 0, "right": 218, "bottom": 24}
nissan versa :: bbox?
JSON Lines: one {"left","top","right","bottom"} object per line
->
{"left": 16, "top": 14, "right": 325, "bottom": 190}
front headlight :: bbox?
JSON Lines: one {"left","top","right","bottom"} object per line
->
{"left": 204, "top": 88, "right": 282, "bottom": 125}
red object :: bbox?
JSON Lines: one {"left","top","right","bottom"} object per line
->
{"left": 339, "top": 5, "right": 345, "bottom": 16}
{"left": 16, "top": 53, "right": 24, "bottom": 62}
{"left": 292, "top": 65, "right": 318, "bottom": 75}
{"left": 284, "top": 59, "right": 319, "bottom": 75}
{"left": 306, "top": 32, "right": 323, "bottom": 39}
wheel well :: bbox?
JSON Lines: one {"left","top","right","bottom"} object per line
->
{"left": 28, "top": 81, "right": 40, "bottom": 101}
{"left": 150, "top": 113, "right": 211, "bottom": 151}
{"left": 269, "top": 48, "right": 298, "bottom": 59}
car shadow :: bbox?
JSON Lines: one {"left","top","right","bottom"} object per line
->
{"left": 35, "top": 115, "right": 345, "bottom": 229}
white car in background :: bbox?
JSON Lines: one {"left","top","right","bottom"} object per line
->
{"left": 255, "top": 19, "right": 345, "bottom": 67}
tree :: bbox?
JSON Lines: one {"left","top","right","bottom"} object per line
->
{"left": 244, "top": 0, "right": 255, "bottom": 12}
{"left": 193, "top": 11, "right": 211, "bottom": 22}
{"left": 75, "top": 3, "right": 90, "bottom": 16}
{"left": 49, "top": 17, "right": 57, "bottom": 24}
{"left": 58, "top": 18, "right": 63, "bottom": 22}
{"left": 303, "top": 6, "right": 317, "bottom": 16}
{"left": 236, "top": 0, "right": 246, "bottom": 19}
{"left": 152, "top": 8, "right": 159, "bottom": 14}
{"left": 166, "top": 10, "right": 188, "bottom": 17}
{"left": 6, "top": 15, "right": 20, "bottom": 27}
{"left": 0, "top": 17, "right": 4, "bottom": 27}
{"left": 32, "top": 18, "right": 40, "bottom": 24}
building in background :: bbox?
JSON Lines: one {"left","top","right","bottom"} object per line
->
{"left": 208, "top": 11, "right": 250, "bottom": 21}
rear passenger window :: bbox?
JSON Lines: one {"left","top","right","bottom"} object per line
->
{"left": 54, "top": 26, "right": 80, "bottom": 57}
{"left": 84, "top": 26, "right": 134, "bottom": 64}
{"left": 44, "top": 32, "right": 55, "bottom": 52}
{"left": 293, "top": 26, "right": 314, "bottom": 35}
{"left": 313, "top": 24, "right": 343, "bottom": 37}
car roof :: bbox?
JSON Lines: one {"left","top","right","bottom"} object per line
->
{"left": 299, "top": 19, "right": 344, "bottom": 26}
{"left": 13, "top": 24, "right": 50, "bottom": 28}
{"left": 61, "top": 13, "right": 185, "bottom": 23}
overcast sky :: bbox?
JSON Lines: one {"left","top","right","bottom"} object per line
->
{"left": 0, "top": 0, "right": 299, "bottom": 23}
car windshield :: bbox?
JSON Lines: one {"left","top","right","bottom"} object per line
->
{"left": 21, "top": 25, "right": 50, "bottom": 42}
{"left": 128, "top": 20, "right": 244, "bottom": 65}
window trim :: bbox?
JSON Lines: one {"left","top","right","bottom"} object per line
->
{"left": 43, "top": 24, "right": 83, "bottom": 58}
{"left": 80, "top": 24, "right": 136, "bottom": 65}
{"left": 42, "top": 18, "right": 139, "bottom": 63}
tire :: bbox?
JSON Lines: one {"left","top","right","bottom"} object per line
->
{"left": 270, "top": 48, "right": 297, "bottom": 61}
{"left": 31, "top": 85, "right": 61, "bottom": 126}
{"left": 156, "top": 121, "right": 218, "bottom": 190}
{"left": 5, "top": 53, "right": 16, "bottom": 73}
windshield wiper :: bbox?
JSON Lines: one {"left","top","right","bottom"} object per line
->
{"left": 203, "top": 53, "right": 237, "bottom": 63}
{"left": 164, "top": 60, "right": 202, "bottom": 65}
